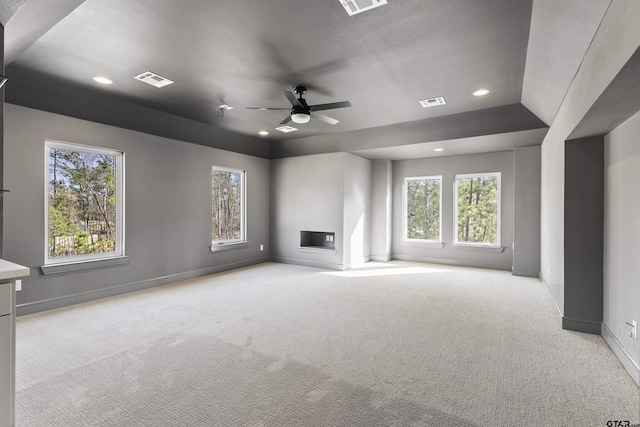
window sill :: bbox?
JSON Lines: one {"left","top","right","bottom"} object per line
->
{"left": 210, "top": 241, "right": 249, "bottom": 252}
{"left": 41, "top": 256, "right": 130, "bottom": 275}
{"left": 401, "top": 240, "right": 444, "bottom": 249}
{"left": 451, "top": 244, "right": 504, "bottom": 253}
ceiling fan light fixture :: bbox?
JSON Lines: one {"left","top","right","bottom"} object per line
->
{"left": 291, "top": 112, "right": 311, "bottom": 124}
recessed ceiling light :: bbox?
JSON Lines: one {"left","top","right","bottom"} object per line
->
{"left": 93, "top": 76, "right": 113, "bottom": 85}
{"left": 258, "top": 131, "right": 269, "bottom": 136}
{"left": 433, "top": 148, "right": 444, "bottom": 152}
{"left": 473, "top": 89, "right": 490, "bottom": 96}
{"left": 275, "top": 126, "right": 298, "bottom": 133}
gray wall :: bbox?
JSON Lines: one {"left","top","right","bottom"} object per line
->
{"left": 270, "top": 152, "right": 346, "bottom": 269}
{"left": 3, "top": 104, "right": 270, "bottom": 314}
{"left": 540, "top": 0, "right": 640, "bottom": 316}
{"left": 1, "top": 25, "right": 4, "bottom": 258}
{"left": 513, "top": 146, "right": 541, "bottom": 277}
{"left": 563, "top": 137, "right": 604, "bottom": 334}
{"left": 269, "top": 152, "right": 371, "bottom": 270}
{"left": 391, "top": 151, "right": 514, "bottom": 270}
{"left": 603, "top": 110, "right": 640, "bottom": 382}
{"left": 370, "top": 160, "right": 392, "bottom": 262}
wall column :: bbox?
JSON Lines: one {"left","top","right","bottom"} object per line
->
{"left": 563, "top": 136, "right": 604, "bottom": 334}
{"left": 513, "top": 146, "right": 541, "bottom": 277}
{"left": 370, "top": 160, "right": 393, "bottom": 262}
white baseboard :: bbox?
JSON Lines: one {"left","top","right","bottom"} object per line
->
{"left": 370, "top": 255, "right": 392, "bottom": 262}
{"left": 17, "top": 257, "right": 269, "bottom": 316}
{"left": 512, "top": 268, "right": 539, "bottom": 277}
{"left": 602, "top": 322, "right": 640, "bottom": 386}
{"left": 269, "top": 256, "right": 346, "bottom": 271}
{"left": 539, "top": 274, "right": 563, "bottom": 320}
{"left": 392, "top": 254, "right": 511, "bottom": 271}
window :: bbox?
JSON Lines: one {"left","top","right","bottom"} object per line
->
{"left": 211, "top": 166, "right": 246, "bottom": 247}
{"left": 454, "top": 173, "right": 500, "bottom": 246}
{"left": 403, "top": 176, "right": 442, "bottom": 242}
{"left": 45, "top": 140, "right": 124, "bottom": 264}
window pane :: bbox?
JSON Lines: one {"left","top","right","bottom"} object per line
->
{"left": 48, "top": 147, "right": 119, "bottom": 259}
{"left": 456, "top": 175, "right": 499, "bottom": 245}
{"left": 212, "top": 169, "right": 243, "bottom": 242}
{"left": 406, "top": 178, "right": 441, "bottom": 241}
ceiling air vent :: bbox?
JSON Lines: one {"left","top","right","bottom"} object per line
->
{"left": 134, "top": 71, "right": 174, "bottom": 88}
{"left": 275, "top": 126, "right": 298, "bottom": 133}
{"left": 339, "top": 0, "right": 388, "bottom": 16}
{"left": 419, "top": 96, "right": 446, "bottom": 108}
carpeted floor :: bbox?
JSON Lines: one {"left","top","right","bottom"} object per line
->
{"left": 15, "top": 262, "right": 640, "bottom": 426}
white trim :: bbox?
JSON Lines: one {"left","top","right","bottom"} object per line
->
{"left": 453, "top": 172, "right": 501, "bottom": 246}
{"left": 44, "top": 140, "right": 125, "bottom": 266}
{"left": 41, "top": 256, "right": 130, "bottom": 275}
{"left": 402, "top": 175, "right": 442, "bottom": 243}
{"left": 602, "top": 322, "right": 640, "bottom": 386}
{"left": 209, "top": 241, "right": 249, "bottom": 252}
{"left": 211, "top": 166, "right": 247, "bottom": 245}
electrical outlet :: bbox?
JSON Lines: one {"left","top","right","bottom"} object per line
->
{"left": 632, "top": 320, "right": 637, "bottom": 340}
{"left": 260, "top": 245, "right": 264, "bottom": 251}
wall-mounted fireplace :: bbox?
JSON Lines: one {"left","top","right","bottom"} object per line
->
{"left": 300, "top": 231, "right": 335, "bottom": 250}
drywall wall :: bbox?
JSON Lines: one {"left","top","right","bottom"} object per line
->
{"left": 270, "top": 152, "right": 371, "bottom": 270}
{"left": 270, "top": 152, "right": 346, "bottom": 269}
{"left": 512, "top": 146, "right": 541, "bottom": 277}
{"left": 603, "top": 110, "right": 640, "bottom": 384}
{"left": 564, "top": 137, "right": 604, "bottom": 334}
{"left": 6, "top": 66, "right": 271, "bottom": 158}
{"left": 391, "top": 151, "right": 514, "bottom": 270}
{"left": 540, "top": 0, "right": 640, "bottom": 315}
{"left": 343, "top": 153, "right": 371, "bottom": 268}
{"left": 3, "top": 104, "right": 270, "bottom": 314}
{"left": 370, "top": 160, "right": 392, "bottom": 262}
{"left": 1, "top": 25, "right": 5, "bottom": 258}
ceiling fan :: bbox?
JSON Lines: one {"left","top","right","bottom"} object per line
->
{"left": 247, "top": 86, "right": 351, "bottom": 125}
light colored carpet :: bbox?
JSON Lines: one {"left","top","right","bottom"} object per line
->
{"left": 15, "top": 261, "right": 640, "bottom": 426}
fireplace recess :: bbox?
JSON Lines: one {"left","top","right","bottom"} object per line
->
{"left": 300, "top": 231, "right": 335, "bottom": 250}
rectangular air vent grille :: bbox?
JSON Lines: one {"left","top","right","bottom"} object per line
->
{"left": 339, "top": 0, "right": 388, "bottom": 16}
{"left": 275, "top": 126, "right": 298, "bottom": 133}
{"left": 419, "top": 96, "right": 446, "bottom": 108}
{"left": 134, "top": 71, "right": 174, "bottom": 88}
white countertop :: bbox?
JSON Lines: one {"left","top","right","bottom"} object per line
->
{"left": 0, "top": 259, "right": 30, "bottom": 281}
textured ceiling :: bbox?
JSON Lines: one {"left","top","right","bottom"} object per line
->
{"left": 2, "top": 0, "right": 613, "bottom": 158}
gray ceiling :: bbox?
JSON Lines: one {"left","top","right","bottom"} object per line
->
{"left": 3, "top": 0, "right": 612, "bottom": 158}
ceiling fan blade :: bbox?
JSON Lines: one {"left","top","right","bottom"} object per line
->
{"left": 246, "top": 107, "right": 291, "bottom": 111}
{"left": 309, "top": 101, "right": 352, "bottom": 111}
{"left": 280, "top": 115, "right": 292, "bottom": 125}
{"left": 282, "top": 90, "right": 303, "bottom": 108}
{"left": 311, "top": 112, "right": 339, "bottom": 125}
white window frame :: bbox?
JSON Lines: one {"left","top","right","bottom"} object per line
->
{"left": 211, "top": 166, "right": 247, "bottom": 250}
{"left": 453, "top": 172, "right": 501, "bottom": 247}
{"left": 44, "top": 140, "right": 125, "bottom": 266}
{"left": 402, "top": 175, "right": 443, "bottom": 243}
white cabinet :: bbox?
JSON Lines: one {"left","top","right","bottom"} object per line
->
{"left": 0, "top": 314, "right": 12, "bottom": 427}
{"left": 0, "top": 261, "right": 29, "bottom": 427}
{"left": 0, "top": 282, "right": 13, "bottom": 427}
